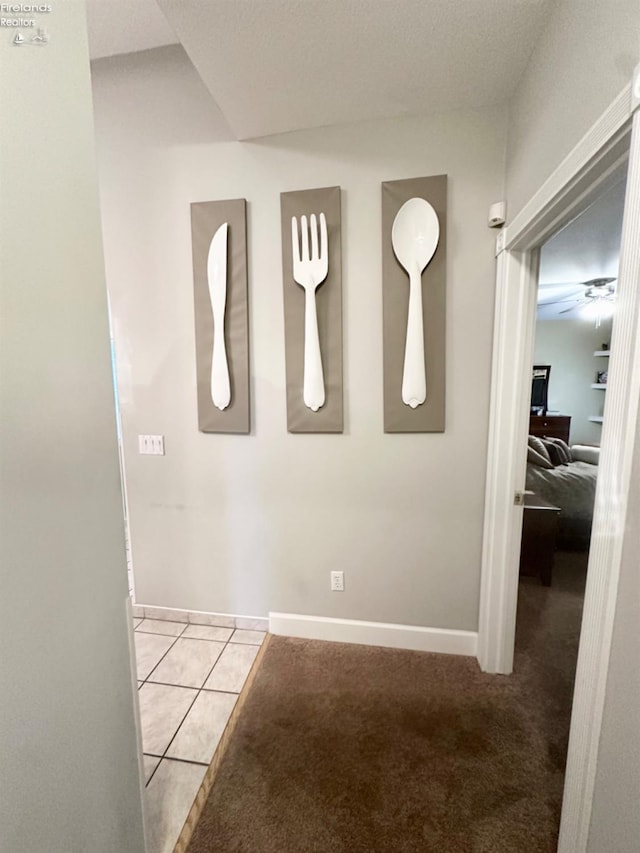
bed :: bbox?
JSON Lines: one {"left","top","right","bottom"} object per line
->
{"left": 525, "top": 441, "right": 599, "bottom": 550}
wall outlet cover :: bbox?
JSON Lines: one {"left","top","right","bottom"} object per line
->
{"left": 330, "top": 571, "right": 344, "bottom": 591}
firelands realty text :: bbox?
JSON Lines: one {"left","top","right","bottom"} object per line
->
{"left": 1, "top": 4, "right": 51, "bottom": 10}
{"left": 1, "top": 2, "right": 50, "bottom": 27}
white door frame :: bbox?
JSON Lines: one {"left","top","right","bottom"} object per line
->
{"left": 478, "top": 67, "right": 640, "bottom": 853}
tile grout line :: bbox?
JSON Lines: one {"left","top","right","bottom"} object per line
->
{"left": 135, "top": 620, "right": 190, "bottom": 639}
{"left": 173, "top": 634, "right": 271, "bottom": 853}
{"left": 145, "top": 679, "right": 201, "bottom": 788}
{"left": 153, "top": 635, "right": 238, "bottom": 775}
{"left": 138, "top": 623, "right": 191, "bottom": 786}
{"left": 143, "top": 681, "right": 243, "bottom": 696}
{"left": 137, "top": 632, "right": 183, "bottom": 682}
{"left": 138, "top": 627, "right": 264, "bottom": 786}
{"left": 144, "top": 634, "right": 236, "bottom": 787}
{"left": 137, "top": 630, "right": 261, "bottom": 645}
{"left": 144, "top": 754, "right": 209, "bottom": 768}
{"left": 136, "top": 621, "right": 263, "bottom": 645}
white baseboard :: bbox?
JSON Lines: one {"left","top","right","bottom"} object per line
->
{"left": 269, "top": 612, "right": 477, "bottom": 657}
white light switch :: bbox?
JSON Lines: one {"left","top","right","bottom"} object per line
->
{"left": 138, "top": 435, "right": 165, "bottom": 456}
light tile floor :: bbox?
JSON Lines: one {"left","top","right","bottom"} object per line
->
{"left": 133, "top": 617, "right": 265, "bottom": 853}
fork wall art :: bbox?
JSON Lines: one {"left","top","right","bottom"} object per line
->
{"left": 191, "top": 198, "right": 250, "bottom": 434}
{"left": 281, "top": 186, "right": 343, "bottom": 433}
{"left": 382, "top": 175, "right": 447, "bottom": 433}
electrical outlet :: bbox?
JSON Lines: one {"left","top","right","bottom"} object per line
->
{"left": 330, "top": 571, "right": 344, "bottom": 592}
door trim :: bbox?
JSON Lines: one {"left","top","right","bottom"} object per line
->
{"left": 478, "top": 67, "right": 640, "bottom": 853}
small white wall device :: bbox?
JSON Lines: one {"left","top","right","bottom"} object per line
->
{"left": 488, "top": 201, "right": 506, "bottom": 228}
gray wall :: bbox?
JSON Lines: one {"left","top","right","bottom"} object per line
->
{"left": 506, "top": 0, "right": 640, "bottom": 217}
{"left": 587, "top": 415, "right": 640, "bottom": 852}
{"left": 533, "top": 317, "right": 612, "bottom": 445}
{"left": 91, "top": 47, "right": 506, "bottom": 631}
{"left": 0, "top": 3, "right": 145, "bottom": 851}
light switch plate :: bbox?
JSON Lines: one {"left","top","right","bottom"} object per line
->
{"left": 138, "top": 435, "right": 165, "bottom": 455}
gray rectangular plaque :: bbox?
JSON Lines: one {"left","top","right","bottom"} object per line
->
{"left": 382, "top": 175, "right": 447, "bottom": 432}
{"left": 191, "top": 199, "right": 250, "bottom": 434}
{"left": 281, "top": 186, "right": 343, "bottom": 433}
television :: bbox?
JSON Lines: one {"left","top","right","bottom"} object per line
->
{"left": 531, "top": 365, "right": 551, "bottom": 415}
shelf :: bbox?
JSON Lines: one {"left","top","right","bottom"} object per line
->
{"left": 591, "top": 383, "right": 607, "bottom": 389}
{"left": 594, "top": 350, "right": 610, "bottom": 357}
{"left": 588, "top": 416, "right": 604, "bottom": 423}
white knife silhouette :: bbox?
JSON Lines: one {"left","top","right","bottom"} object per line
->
{"left": 207, "top": 222, "right": 231, "bottom": 411}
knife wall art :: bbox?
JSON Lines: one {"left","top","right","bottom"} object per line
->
{"left": 191, "top": 198, "right": 250, "bottom": 434}
{"left": 281, "top": 186, "right": 343, "bottom": 433}
{"left": 382, "top": 175, "right": 447, "bottom": 433}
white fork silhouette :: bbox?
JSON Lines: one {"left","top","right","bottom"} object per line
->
{"left": 291, "top": 213, "right": 328, "bottom": 411}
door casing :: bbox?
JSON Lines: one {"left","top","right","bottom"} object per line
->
{"left": 478, "top": 68, "right": 640, "bottom": 853}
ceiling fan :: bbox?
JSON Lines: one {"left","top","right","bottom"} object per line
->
{"left": 538, "top": 277, "right": 617, "bottom": 327}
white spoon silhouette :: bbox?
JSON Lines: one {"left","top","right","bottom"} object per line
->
{"left": 391, "top": 198, "right": 440, "bottom": 408}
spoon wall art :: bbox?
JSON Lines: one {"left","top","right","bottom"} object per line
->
{"left": 391, "top": 197, "right": 440, "bottom": 409}
{"left": 382, "top": 175, "right": 447, "bottom": 433}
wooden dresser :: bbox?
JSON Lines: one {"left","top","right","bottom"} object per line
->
{"left": 520, "top": 493, "right": 561, "bottom": 586}
{"left": 529, "top": 414, "right": 571, "bottom": 444}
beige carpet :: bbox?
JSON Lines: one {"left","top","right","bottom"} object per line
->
{"left": 188, "top": 551, "right": 587, "bottom": 852}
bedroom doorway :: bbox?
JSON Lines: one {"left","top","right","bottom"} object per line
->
{"left": 513, "top": 174, "right": 627, "bottom": 808}
{"left": 520, "top": 171, "right": 626, "bottom": 591}
{"left": 478, "top": 81, "right": 640, "bottom": 851}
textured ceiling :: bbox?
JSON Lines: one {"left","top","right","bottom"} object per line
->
{"left": 156, "top": 0, "right": 552, "bottom": 140}
{"left": 85, "top": 0, "right": 178, "bottom": 59}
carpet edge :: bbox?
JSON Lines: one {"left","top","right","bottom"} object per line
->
{"left": 173, "top": 634, "right": 272, "bottom": 853}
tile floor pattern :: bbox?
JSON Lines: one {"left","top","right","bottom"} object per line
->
{"left": 133, "top": 618, "right": 264, "bottom": 853}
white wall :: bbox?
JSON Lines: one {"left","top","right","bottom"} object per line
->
{"left": 587, "top": 411, "right": 640, "bottom": 852}
{"left": 91, "top": 47, "right": 507, "bottom": 631}
{"left": 533, "top": 316, "right": 613, "bottom": 445}
{"left": 0, "top": 4, "right": 145, "bottom": 851}
{"left": 506, "top": 0, "right": 640, "bottom": 217}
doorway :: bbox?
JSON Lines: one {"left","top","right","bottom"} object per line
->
{"left": 509, "top": 175, "right": 627, "bottom": 828}
{"left": 478, "top": 93, "right": 640, "bottom": 852}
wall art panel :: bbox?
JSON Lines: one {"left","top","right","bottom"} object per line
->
{"left": 382, "top": 175, "right": 447, "bottom": 432}
{"left": 191, "top": 198, "right": 250, "bottom": 433}
{"left": 281, "top": 186, "right": 343, "bottom": 433}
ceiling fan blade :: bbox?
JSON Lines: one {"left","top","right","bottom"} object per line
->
{"left": 538, "top": 277, "right": 616, "bottom": 288}
{"left": 538, "top": 281, "right": 584, "bottom": 289}
{"left": 559, "top": 303, "right": 582, "bottom": 314}
{"left": 584, "top": 277, "right": 616, "bottom": 287}
{"left": 538, "top": 296, "right": 584, "bottom": 306}
{"left": 537, "top": 286, "right": 585, "bottom": 303}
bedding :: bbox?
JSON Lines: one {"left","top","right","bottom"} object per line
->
{"left": 525, "top": 442, "right": 599, "bottom": 550}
